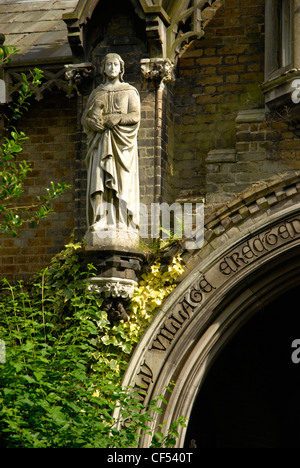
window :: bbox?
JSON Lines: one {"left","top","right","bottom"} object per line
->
{"left": 279, "top": 0, "right": 292, "bottom": 70}
{"left": 262, "top": 0, "right": 300, "bottom": 111}
{"left": 265, "top": 0, "right": 293, "bottom": 80}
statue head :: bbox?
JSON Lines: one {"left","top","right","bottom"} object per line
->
{"left": 100, "top": 53, "right": 125, "bottom": 82}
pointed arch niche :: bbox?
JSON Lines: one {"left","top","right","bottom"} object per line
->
{"left": 119, "top": 172, "right": 300, "bottom": 448}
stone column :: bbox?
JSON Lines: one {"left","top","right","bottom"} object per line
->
{"left": 140, "top": 57, "right": 175, "bottom": 204}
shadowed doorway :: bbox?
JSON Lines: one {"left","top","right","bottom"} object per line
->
{"left": 185, "top": 285, "right": 300, "bottom": 448}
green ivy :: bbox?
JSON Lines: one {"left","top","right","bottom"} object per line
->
{"left": 0, "top": 242, "right": 186, "bottom": 448}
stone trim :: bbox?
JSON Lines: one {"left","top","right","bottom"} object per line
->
{"left": 178, "top": 171, "right": 300, "bottom": 279}
{"left": 206, "top": 148, "right": 236, "bottom": 163}
{"left": 204, "top": 171, "right": 300, "bottom": 235}
{"left": 235, "top": 108, "right": 266, "bottom": 123}
{"left": 140, "top": 58, "right": 175, "bottom": 87}
{"left": 88, "top": 277, "right": 137, "bottom": 299}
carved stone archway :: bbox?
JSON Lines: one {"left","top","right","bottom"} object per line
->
{"left": 119, "top": 172, "right": 300, "bottom": 447}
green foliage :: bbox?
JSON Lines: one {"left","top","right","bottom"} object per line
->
{"left": 0, "top": 243, "right": 186, "bottom": 448}
{"left": 125, "top": 256, "right": 184, "bottom": 346}
{"left": 0, "top": 49, "right": 70, "bottom": 238}
{"left": 152, "top": 416, "right": 189, "bottom": 448}
{"left": 0, "top": 44, "right": 19, "bottom": 65}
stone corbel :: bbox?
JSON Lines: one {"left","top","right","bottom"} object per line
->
{"left": 88, "top": 277, "right": 137, "bottom": 299}
{"left": 87, "top": 277, "right": 137, "bottom": 324}
{"left": 64, "top": 62, "right": 95, "bottom": 95}
{"left": 140, "top": 58, "right": 175, "bottom": 88}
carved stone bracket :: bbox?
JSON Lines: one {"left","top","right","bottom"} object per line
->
{"left": 64, "top": 62, "right": 95, "bottom": 95}
{"left": 87, "top": 277, "right": 138, "bottom": 324}
{"left": 88, "top": 277, "right": 136, "bottom": 323}
{"left": 140, "top": 58, "right": 175, "bottom": 86}
{"left": 142, "top": 0, "right": 224, "bottom": 62}
{"left": 88, "top": 276, "right": 137, "bottom": 299}
{"left": 79, "top": 246, "right": 145, "bottom": 323}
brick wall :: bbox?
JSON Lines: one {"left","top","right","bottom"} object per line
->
{"left": 171, "top": 0, "right": 300, "bottom": 211}
{"left": 167, "top": 0, "right": 280, "bottom": 206}
{"left": 0, "top": 91, "right": 77, "bottom": 282}
{"left": 171, "top": 0, "right": 266, "bottom": 201}
{"left": 205, "top": 108, "right": 300, "bottom": 209}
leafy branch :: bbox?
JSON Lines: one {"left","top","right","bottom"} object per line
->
{"left": 0, "top": 47, "right": 70, "bottom": 238}
{"left": 0, "top": 43, "right": 20, "bottom": 66}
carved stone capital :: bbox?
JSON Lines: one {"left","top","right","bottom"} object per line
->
{"left": 140, "top": 58, "right": 175, "bottom": 85}
{"left": 64, "top": 62, "right": 94, "bottom": 95}
{"left": 88, "top": 277, "right": 137, "bottom": 299}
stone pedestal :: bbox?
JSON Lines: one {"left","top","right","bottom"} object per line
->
{"left": 84, "top": 227, "right": 140, "bottom": 250}
{"left": 79, "top": 245, "right": 145, "bottom": 323}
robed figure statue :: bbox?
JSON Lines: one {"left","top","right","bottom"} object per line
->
{"left": 81, "top": 53, "right": 140, "bottom": 244}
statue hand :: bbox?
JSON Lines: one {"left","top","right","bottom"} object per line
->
{"left": 104, "top": 114, "right": 122, "bottom": 128}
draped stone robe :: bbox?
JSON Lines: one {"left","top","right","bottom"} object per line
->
{"left": 81, "top": 82, "right": 140, "bottom": 234}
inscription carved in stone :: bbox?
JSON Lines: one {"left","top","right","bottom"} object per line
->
{"left": 134, "top": 215, "right": 300, "bottom": 402}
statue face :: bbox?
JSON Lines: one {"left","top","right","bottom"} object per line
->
{"left": 105, "top": 58, "right": 121, "bottom": 80}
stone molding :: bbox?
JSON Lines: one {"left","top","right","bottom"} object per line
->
{"left": 204, "top": 171, "right": 300, "bottom": 237}
{"left": 173, "top": 172, "right": 300, "bottom": 279}
{"left": 88, "top": 276, "right": 137, "bottom": 299}
{"left": 79, "top": 245, "right": 145, "bottom": 322}
{"left": 206, "top": 148, "right": 236, "bottom": 163}
{"left": 177, "top": 171, "right": 300, "bottom": 279}
{"left": 235, "top": 108, "right": 266, "bottom": 123}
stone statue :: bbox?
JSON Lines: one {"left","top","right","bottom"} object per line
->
{"left": 81, "top": 53, "right": 140, "bottom": 245}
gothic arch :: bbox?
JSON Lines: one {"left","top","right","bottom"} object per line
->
{"left": 120, "top": 172, "right": 300, "bottom": 447}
